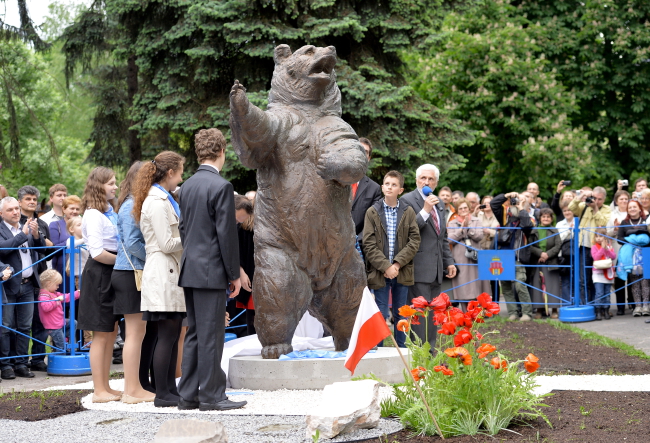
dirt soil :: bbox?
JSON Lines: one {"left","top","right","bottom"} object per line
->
{"left": 483, "top": 319, "right": 650, "bottom": 374}
{"left": 361, "top": 390, "right": 650, "bottom": 443}
{"left": 0, "top": 389, "right": 90, "bottom": 421}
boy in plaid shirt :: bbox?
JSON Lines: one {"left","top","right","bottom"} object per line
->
{"left": 362, "top": 171, "right": 420, "bottom": 347}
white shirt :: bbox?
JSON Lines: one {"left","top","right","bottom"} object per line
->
{"left": 202, "top": 163, "right": 220, "bottom": 173}
{"left": 556, "top": 218, "right": 575, "bottom": 242}
{"left": 3, "top": 220, "right": 33, "bottom": 278}
{"left": 39, "top": 209, "right": 64, "bottom": 227}
{"left": 417, "top": 188, "right": 441, "bottom": 229}
{"left": 82, "top": 208, "right": 118, "bottom": 258}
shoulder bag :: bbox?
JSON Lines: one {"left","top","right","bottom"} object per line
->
{"left": 120, "top": 241, "right": 143, "bottom": 291}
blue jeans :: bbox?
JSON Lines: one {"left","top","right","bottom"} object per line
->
{"left": 45, "top": 327, "right": 66, "bottom": 352}
{"left": 374, "top": 278, "right": 408, "bottom": 348}
{"left": 594, "top": 283, "right": 611, "bottom": 309}
{"left": 560, "top": 274, "right": 571, "bottom": 304}
{"left": 1, "top": 281, "right": 35, "bottom": 370}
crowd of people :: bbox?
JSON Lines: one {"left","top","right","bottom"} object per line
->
{"left": 0, "top": 132, "right": 648, "bottom": 401}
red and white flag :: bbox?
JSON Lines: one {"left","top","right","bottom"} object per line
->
{"left": 344, "top": 287, "right": 391, "bottom": 375}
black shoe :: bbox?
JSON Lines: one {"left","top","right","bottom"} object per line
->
{"left": 178, "top": 398, "right": 200, "bottom": 410}
{"left": 30, "top": 361, "right": 48, "bottom": 372}
{"left": 154, "top": 397, "right": 179, "bottom": 408}
{"left": 617, "top": 308, "right": 625, "bottom": 315}
{"left": 14, "top": 367, "right": 34, "bottom": 378}
{"left": 595, "top": 309, "right": 602, "bottom": 321}
{"left": 1, "top": 368, "right": 16, "bottom": 380}
{"left": 199, "top": 399, "right": 247, "bottom": 411}
{"left": 603, "top": 309, "right": 611, "bottom": 320}
{"left": 112, "top": 357, "right": 123, "bottom": 364}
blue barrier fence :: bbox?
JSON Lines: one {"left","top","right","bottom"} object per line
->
{"left": 0, "top": 237, "right": 85, "bottom": 367}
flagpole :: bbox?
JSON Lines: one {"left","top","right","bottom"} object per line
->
{"left": 390, "top": 334, "right": 445, "bottom": 439}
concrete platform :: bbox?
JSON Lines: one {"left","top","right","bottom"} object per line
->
{"left": 229, "top": 347, "right": 409, "bottom": 390}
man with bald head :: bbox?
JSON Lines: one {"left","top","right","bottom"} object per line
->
{"left": 401, "top": 164, "right": 456, "bottom": 349}
{"left": 465, "top": 192, "right": 480, "bottom": 213}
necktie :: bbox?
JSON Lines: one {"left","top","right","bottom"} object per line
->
{"left": 351, "top": 183, "right": 358, "bottom": 199}
{"left": 431, "top": 207, "right": 440, "bottom": 235}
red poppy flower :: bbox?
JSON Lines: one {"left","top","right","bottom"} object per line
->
{"left": 433, "top": 311, "right": 447, "bottom": 325}
{"left": 490, "top": 357, "right": 507, "bottom": 370}
{"left": 448, "top": 308, "right": 466, "bottom": 327}
{"left": 434, "top": 365, "right": 454, "bottom": 376}
{"left": 475, "top": 332, "right": 483, "bottom": 341}
{"left": 524, "top": 353, "right": 540, "bottom": 373}
{"left": 438, "top": 322, "right": 456, "bottom": 335}
{"left": 398, "top": 305, "right": 417, "bottom": 318}
{"left": 484, "top": 302, "right": 500, "bottom": 316}
{"left": 430, "top": 292, "right": 451, "bottom": 312}
{"left": 467, "top": 300, "right": 479, "bottom": 311}
{"left": 410, "top": 366, "right": 426, "bottom": 381}
{"left": 411, "top": 296, "right": 430, "bottom": 309}
{"left": 454, "top": 328, "right": 473, "bottom": 347}
{"left": 397, "top": 319, "right": 410, "bottom": 333}
{"left": 476, "top": 343, "right": 496, "bottom": 359}
{"left": 460, "top": 353, "right": 472, "bottom": 365}
{"left": 477, "top": 292, "right": 492, "bottom": 308}
{"left": 410, "top": 314, "right": 421, "bottom": 325}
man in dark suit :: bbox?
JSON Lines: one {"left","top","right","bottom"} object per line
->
{"left": 0, "top": 197, "right": 43, "bottom": 380}
{"left": 176, "top": 128, "right": 245, "bottom": 412}
{"left": 350, "top": 137, "right": 382, "bottom": 243}
{"left": 400, "top": 164, "right": 456, "bottom": 349}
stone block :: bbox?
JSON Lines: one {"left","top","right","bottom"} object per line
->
{"left": 150, "top": 419, "right": 228, "bottom": 443}
{"left": 305, "top": 379, "right": 380, "bottom": 439}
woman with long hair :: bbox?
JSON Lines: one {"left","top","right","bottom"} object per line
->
{"left": 234, "top": 195, "right": 255, "bottom": 335}
{"left": 477, "top": 196, "right": 499, "bottom": 296}
{"left": 617, "top": 199, "right": 649, "bottom": 316}
{"left": 112, "top": 161, "right": 158, "bottom": 403}
{"left": 77, "top": 167, "right": 121, "bottom": 403}
{"left": 132, "top": 151, "right": 186, "bottom": 407}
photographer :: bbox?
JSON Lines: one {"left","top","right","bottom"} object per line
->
{"left": 550, "top": 180, "right": 575, "bottom": 222}
{"left": 490, "top": 192, "right": 535, "bottom": 321}
{"left": 568, "top": 186, "right": 611, "bottom": 306}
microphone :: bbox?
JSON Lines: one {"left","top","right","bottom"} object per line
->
{"left": 422, "top": 186, "right": 433, "bottom": 196}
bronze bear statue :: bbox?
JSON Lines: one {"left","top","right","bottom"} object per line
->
{"left": 229, "top": 44, "right": 367, "bottom": 359}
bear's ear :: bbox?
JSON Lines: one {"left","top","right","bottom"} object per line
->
{"left": 274, "top": 44, "right": 292, "bottom": 65}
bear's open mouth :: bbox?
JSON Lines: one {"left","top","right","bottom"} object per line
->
{"left": 308, "top": 54, "right": 336, "bottom": 78}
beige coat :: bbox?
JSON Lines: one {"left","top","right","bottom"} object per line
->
{"left": 140, "top": 186, "right": 185, "bottom": 312}
{"left": 448, "top": 217, "right": 484, "bottom": 300}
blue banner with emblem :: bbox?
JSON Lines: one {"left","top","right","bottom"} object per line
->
{"left": 478, "top": 250, "right": 515, "bottom": 281}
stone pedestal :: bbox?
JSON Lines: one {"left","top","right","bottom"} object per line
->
{"left": 229, "top": 347, "right": 407, "bottom": 390}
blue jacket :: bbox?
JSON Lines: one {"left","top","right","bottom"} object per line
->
{"left": 616, "top": 233, "right": 650, "bottom": 280}
{"left": 114, "top": 197, "right": 146, "bottom": 271}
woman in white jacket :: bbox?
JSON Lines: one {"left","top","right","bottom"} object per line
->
{"left": 132, "top": 151, "right": 185, "bottom": 408}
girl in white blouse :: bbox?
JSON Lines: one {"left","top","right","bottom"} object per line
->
{"left": 77, "top": 167, "right": 121, "bottom": 403}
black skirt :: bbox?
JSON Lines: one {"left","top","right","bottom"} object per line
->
{"left": 142, "top": 311, "right": 186, "bottom": 322}
{"left": 111, "top": 269, "right": 143, "bottom": 315}
{"left": 78, "top": 256, "right": 120, "bottom": 332}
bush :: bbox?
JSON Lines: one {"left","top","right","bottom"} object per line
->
{"left": 377, "top": 293, "right": 550, "bottom": 438}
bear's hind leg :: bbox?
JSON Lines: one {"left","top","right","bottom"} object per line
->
{"left": 253, "top": 246, "right": 312, "bottom": 359}
{"left": 310, "top": 246, "right": 365, "bottom": 351}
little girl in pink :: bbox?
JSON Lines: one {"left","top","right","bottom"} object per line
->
{"left": 38, "top": 269, "right": 80, "bottom": 351}
{"left": 591, "top": 227, "right": 617, "bottom": 320}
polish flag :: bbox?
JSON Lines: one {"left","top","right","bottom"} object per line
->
{"left": 344, "top": 287, "right": 392, "bottom": 375}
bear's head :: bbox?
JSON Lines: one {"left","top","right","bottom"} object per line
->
{"left": 268, "top": 44, "right": 341, "bottom": 114}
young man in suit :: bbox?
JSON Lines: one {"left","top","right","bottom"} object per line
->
{"left": 0, "top": 197, "right": 43, "bottom": 379}
{"left": 350, "top": 137, "right": 382, "bottom": 244}
{"left": 400, "top": 164, "right": 456, "bottom": 349}
{"left": 176, "top": 128, "right": 245, "bottom": 411}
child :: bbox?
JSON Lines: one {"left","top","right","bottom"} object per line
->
{"left": 65, "top": 216, "right": 88, "bottom": 289}
{"left": 362, "top": 171, "right": 421, "bottom": 347}
{"left": 591, "top": 227, "right": 616, "bottom": 320}
{"left": 38, "top": 269, "right": 80, "bottom": 351}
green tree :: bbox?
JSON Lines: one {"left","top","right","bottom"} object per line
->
{"left": 0, "top": 40, "right": 91, "bottom": 196}
{"left": 407, "top": 0, "right": 595, "bottom": 198}
{"left": 64, "top": 0, "right": 477, "bottom": 191}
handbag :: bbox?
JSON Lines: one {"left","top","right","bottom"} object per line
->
{"left": 120, "top": 240, "right": 143, "bottom": 291}
{"left": 463, "top": 238, "right": 478, "bottom": 261}
{"left": 593, "top": 258, "right": 613, "bottom": 270}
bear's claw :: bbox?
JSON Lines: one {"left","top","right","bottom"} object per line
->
{"left": 261, "top": 343, "right": 293, "bottom": 359}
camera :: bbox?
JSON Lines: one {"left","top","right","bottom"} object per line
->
{"left": 585, "top": 196, "right": 595, "bottom": 204}
{"left": 510, "top": 198, "right": 519, "bottom": 205}
{"left": 621, "top": 179, "right": 629, "bottom": 186}
{"left": 478, "top": 204, "right": 487, "bottom": 210}
{"left": 562, "top": 180, "right": 572, "bottom": 186}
